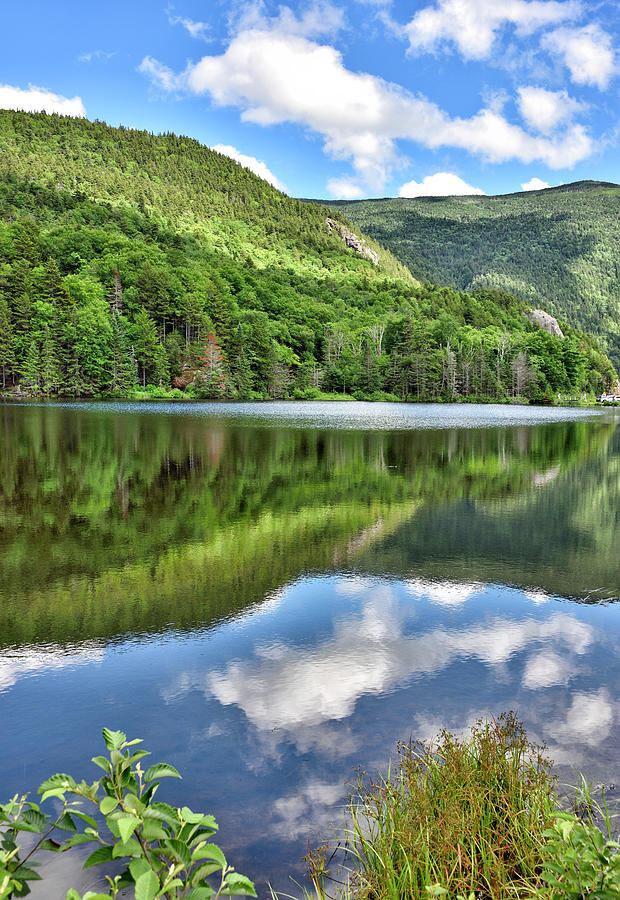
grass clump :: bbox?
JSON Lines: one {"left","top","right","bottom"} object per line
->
{"left": 305, "top": 712, "right": 620, "bottom": 900}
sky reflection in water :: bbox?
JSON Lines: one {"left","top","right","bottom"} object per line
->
{"left": 1, "top": 402, "right": 620, "bottom": 896}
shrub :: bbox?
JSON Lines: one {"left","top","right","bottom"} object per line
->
{"left": 0, "top": 728, "right": 256, "bottom": 900}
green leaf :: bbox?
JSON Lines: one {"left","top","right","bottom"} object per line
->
{"left": 141, "top": 819, "right": 167, "bottom": 842}
{"left": 112, "top": 837, "right": 141, "bottom": 859}
{"left": 221, "top": 873, "right": 257, "bottom": 897}
{"left": 102, "top": 728, "right": 126, "bottom": 752}
{"left": 129, "top": 858, "right": 152, "bottom": 881}
{"left": 56, "top": 812, "right": 77, "bottom": 833}
{"left": 134, "top": 869, "right": 159, "bottom": 900}
{"left": 71, "top": 810, "right": 98, "bottom": 829}
{"left": 116, "top": 814, "right": 140, "bottom": 844}
{"left": 83, "top": 845, "right": 114, "bottom": 869}
{"left": 66, "top": 891, "right": 81, "bottom": 900}
{"left": 191, "top": 862, "right": 223, "bottom": 883}
{"left": 165, "top": 838, "right": 191, "bottom": 869}
{"left": 143, "top": 802, "right": 180, "bottom": 826}
{"left": 12, "top": 866, "right": 41, "bottom": 882}
{"left": 144, "top": 763, "right": 181, "bottom": 783}
{"left": 193, "top": 844, "right": 226, "bottom": 868}
{"left": 21, "top": 809, "right": 48, "bottom": 833}
{"left": 91, "top": 756, "right": 111, "bottom": 774}
{"left": 62, "top": 834, "right": 99, "bottom": 849}
{"left": 99, "top": 797, "right": 118, "bottom": 815}
{"left": 190, "top": 887, "right": 216, "bottom": 899}
{"left": 37, "top": 774, "right": 76, "bottom": 796}
{"left": 427, "top": 887, "right": 449, "bottom": 897}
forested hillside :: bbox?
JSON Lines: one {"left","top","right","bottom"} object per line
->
{"left": 0, "top": 111, "right": 615, "bottom": 403}
{"left": 328, "top": 182, "right": 620, "bottom": 368}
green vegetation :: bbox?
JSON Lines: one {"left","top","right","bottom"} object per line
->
{"left": 0, "top": 728, "right": 255, "bottom": 900}
{"left": 305, "top": 715, "right": 620, "bottom": 900}
{"left": 328, "top": 181, "right": 620, "bottom": 369}
{"left": 0, "top": 111, "right": 615, "bottom": 402}
{"left": 1, "top": 405, "right": 613, "bottom": 647}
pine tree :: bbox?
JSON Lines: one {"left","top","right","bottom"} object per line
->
{"left": 195, "top": 331, "right": 228, "bottom": 397}
{"left": 22, "top": 339, "right": 42, "bottom": 394}
{"left": 133, "top": 307, "right": 160, "bottom": 386}
{"left": 0, "top": 298, "right": 16, "bottom": 388}
{"left": 109, "top": 311, "right": 138, "bottom": 394}
{"left": 109, "top": 268, "right": 123, "bottom": 314}
{"left": 41, "top": 325, "right": 62, "bottom": 396}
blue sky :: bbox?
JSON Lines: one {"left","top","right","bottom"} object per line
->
{"left": 1, "top": 0, "right": 619, "bottom": 199}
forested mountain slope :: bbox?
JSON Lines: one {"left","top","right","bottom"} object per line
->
{"left": 0, "top": 111, "right": 615, "bottom": 402}
{"left": 327, "top": 182, "right": 620, "bottom": 368}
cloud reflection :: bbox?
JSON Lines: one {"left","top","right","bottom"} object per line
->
{"left": 203, "top": 585, "right": 593, "bottom": 736}
{"left": 0, "top": 643, "right": 104, "bottom": 692}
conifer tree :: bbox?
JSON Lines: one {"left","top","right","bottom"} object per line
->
{"left": 0, "top": 298, "right": 16, "bottom": 388}
{"left": 22, "top": 339, "right": 42, "bottom": 394}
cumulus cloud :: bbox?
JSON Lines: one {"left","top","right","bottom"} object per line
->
{"left": 404, "top": 0, "right": 580, "bottom": 60}
{"left": 204, "top": 598, "right": 593, "bottom": 734}
{"left": 542, "top": 24, "right": 617, "bottom": 89}
{"left": 0, "top": 84, "right": 86, "bottom": 117}
{"left": 212, "top": 143, "right": 287, "bottom": 191}
{"left": 139, "top": 9, "right": 596, "bottom": 191}
{"left": 517, "top": 86, "right": 584, "bottom": 134}
{"left": 326, "top": 176, "right": 367, "bottom": 199}
{"left": 398, "top": 172, "right": 486, "bottom": 198}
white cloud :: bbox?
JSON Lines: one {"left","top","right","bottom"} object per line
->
{"left": 517, "top": 86, "right": 584, "bottom": 134}
{"left": 398, "top": 172, "right": 486, "bottom": 198}
{"left": 212, "top": 143, "right": 287, "bottom": 192}
{"left": 0, "top": 84, "right": 86, "bottom": 117}
{"left": 404, "top": 0, "right": 580, "bottom": 60}
{"left": 138, "top": 56, "right": 181, "bottom": 92}
{"left": 326, "top": 176, "right": 367, "bottom": 199}
{"left": 167, "top": 9, "right": 211, "bottom": 41}
{"left": 139, "top": 13, "right": 595, "bottom": 191}
{"left": 77, "top": 50, "right": 116, "bottom": 63}
{"left": 542, "top": 24, "right": 617, "bottom": 89}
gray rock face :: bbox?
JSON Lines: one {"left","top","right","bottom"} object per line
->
{"left": 326, "top": 217, "right": 379, "bottom": 265}
{"left": 526, "top": 309, "right": 564, "bottom": 338}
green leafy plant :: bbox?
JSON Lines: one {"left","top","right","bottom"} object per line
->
{"left": 538, "top": 809, "right": 620, "bottom": 899}
{"left": 0, "top": 728, "right": 256, "bottom": 900}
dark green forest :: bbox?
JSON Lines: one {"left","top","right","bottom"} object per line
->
{"left": 0, "top": 111, "right": 616, "bottom": 403}
{"left": 328, "top": 181, "right": 620, "bottom": 369}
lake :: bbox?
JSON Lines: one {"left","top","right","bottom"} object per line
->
{"left": 1, "top": 400, "right": 620, "bottom": 897}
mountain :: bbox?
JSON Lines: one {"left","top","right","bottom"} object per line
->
{"left": 0, "top": 110, "right": 615, "bottom": 402}
{"left": 325, "top": 181, "right": 620, "bottom": 368}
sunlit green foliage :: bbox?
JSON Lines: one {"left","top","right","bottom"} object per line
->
{"left": 330, "top": 182, "right": 620, "bottom": 368}
{"left": 0, "top": 112, "right": 615, "bottom": 400}
{"left": 0, "top": 729, "right": 255, "bottom": 900}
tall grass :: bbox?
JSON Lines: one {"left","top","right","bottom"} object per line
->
{"left": 299, "top": 712, "right": 620, "bottom": 900}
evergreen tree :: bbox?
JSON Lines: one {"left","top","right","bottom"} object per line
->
{"left": 40, "top": 325, "right": 62, "bottom": 396}
{"left": 22, "top": 339, "right": 42, "bottom": 394}
{"left": 0, "top": 298, "right": 16, "bottom": 388}
{"left": 133, "top": 307, "right": 160, "bottom": 386}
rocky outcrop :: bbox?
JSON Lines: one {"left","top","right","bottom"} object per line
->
{"left": 326, "top": 218, "right": 379, "bottom": 265}
{"left": 526, "top": 309, "right": 564, "bottom": 338}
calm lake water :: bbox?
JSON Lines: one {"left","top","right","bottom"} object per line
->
{"left": 1, "top": 400, "right": 620, "bottom": 897}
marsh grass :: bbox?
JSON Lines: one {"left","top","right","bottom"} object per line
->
{"left": 299, "top": 712, "right": 620, "bottom": 900}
